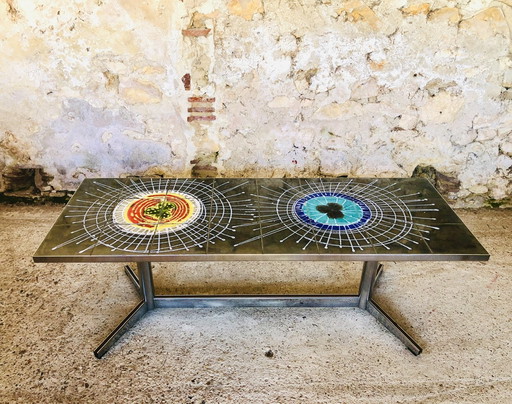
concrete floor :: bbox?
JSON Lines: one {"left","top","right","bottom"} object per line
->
{"left": 0, "top": 205, "right": 511, "bottom": 403}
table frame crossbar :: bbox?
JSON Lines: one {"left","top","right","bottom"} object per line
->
{"left": 93, "top": 261, "right": 422, "bottom": 359}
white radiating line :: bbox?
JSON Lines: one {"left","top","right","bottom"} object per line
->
{"left": 60, "top": 178, "right": 252, "bottom": 253}
{"left": 245, "top": 179, "right": 438, "bottom": 252}
{"left": 259, "top": 185, "right": 288, "bottom": 196}
{"left": 56, "top": 178, "right": 440, "bottom": 254}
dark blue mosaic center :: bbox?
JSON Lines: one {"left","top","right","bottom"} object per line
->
{"left": 294, "top": 192, "right": 372, "bottom": 231}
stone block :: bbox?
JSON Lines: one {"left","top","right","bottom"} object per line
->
{"left": 451, "top": 130, "right": 477, "bottom": 147}
{"left": 313, "top": 101, "right": 363, "bottom": 120}
{"left": 476, "top": 128, "right": 497, "bottom": 142}
{"left": 459, "top": 7, "right": 508, "bottom": 39}
{"left": 501, "top": 142, "right": 512, "bottom": 156}
{"left": 267, "top": 96, "right": 295, "bottom": 109}
{"left": 191, "top": 163, "right": 218, "bottom": 178}
{"left": 503, "top": 69, "right": 512, "bottom": 88}
{"left": 496, "top": 155, "right": 512, "bottom": 173}
{"left": 469, "top": 185, "right": 489, "bottom": 194}
{"left": 412, "top": 165, "right": 461, "bottom": 194}
{"left": 336, "top": 1, "right": 380, "bottom": 30}
{"left": 2, "top": 167, "right": 35, "bottom": 192}
{"left": 401, "top": 3, "right": 430, "bottom": 16}
{"left": 350, "top": 78, "right": 379, "bottom": 100}
{"left": 428, "top": 7, "right": 461, "bottom": 25}
{"left": 119, "top": 79, "right": 162, "bottom": 104}
{"left": 500, "top": 90, "right": 512, "bottom": 101}
{"left": 419, "top": 92, "right": 464, "bottom": 124}
{"left": 228, "top": 0, "right": 264, "bottom": 21}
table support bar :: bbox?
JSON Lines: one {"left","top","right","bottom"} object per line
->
{"left": 154, "top": 295, "right": 360, "bottom": 308}
{"left": 94, "top": 261, "right": 423, "bottom": 358}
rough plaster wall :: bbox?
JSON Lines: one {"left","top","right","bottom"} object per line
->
{"left": 0, "top": 0, "right": 192, "bottom": 188}
{"left": 0, "top": 0, "right": 511, "bottom": 206}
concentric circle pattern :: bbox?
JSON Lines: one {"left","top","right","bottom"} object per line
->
{"left": 73, "top": 179, "right": 246, "bottom": 253}
{"left": 294, "top": 192, "right": 371, "bottom": 231}
{"left": 51, "top": 178, "right": 438, "bottom": 255}
{"left": 113, "top": 192, "right": 201, "bottom": 234}
{"left": 251, "top": 180, "right": 437, "bottom": 251}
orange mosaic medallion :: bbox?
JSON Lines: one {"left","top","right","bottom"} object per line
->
{"left": 114, "top": 192, "right": 202, "bottom": 234}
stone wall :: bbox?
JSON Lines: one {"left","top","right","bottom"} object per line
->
{"left": 0, "top": 0, "right": 511, "bottom": 206}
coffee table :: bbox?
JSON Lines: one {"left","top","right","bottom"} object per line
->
{"left": 33, "top": 177, "right": 489, "bottom": 358}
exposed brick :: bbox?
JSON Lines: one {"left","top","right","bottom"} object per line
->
{"left": 188, "top": 97, "right": 215, "bottom": 103}
{"left": 182, "top": 29, "right": 211, "bottom": 37}
{"left": 187, "top": 115, "right": 216, "bottom": 122}
{"left": 181, "top": 73, "right": 191, "bottom": 91}
{"left": 188, "top": 107, "right": 215, "bottom": 113}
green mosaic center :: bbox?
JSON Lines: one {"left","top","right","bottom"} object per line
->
{"left": 144, "top": 200, "right": 177, "bottom": 220}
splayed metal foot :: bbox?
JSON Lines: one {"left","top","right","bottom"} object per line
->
{"left": 124, "top": 265, "right": 141, "bottom": 294}
{"left": 94, "top": 262, "right": 154, "bottom": 358}
{"left": 359, "top": 261, "right": 422, "bottom": 355}
{"left": 367, "top": 300, "right": 422, "bottom": 355}
{"left": 95, "top": 261, "right": 422, "bottom": 358}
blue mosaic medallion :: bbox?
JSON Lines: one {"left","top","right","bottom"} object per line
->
{"left": 294, "top": 192, "right": 371, "bottom": 231}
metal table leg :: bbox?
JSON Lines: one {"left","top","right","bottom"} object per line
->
{"left": 358, "top": 261, "right": 379, "bottom": 310}
{"left": 138, "top": 262, "right": 155, "bottom": 310}
{"left": 94, "top": 262, "right": 155, "bottom": 358}
{"left": 93, "top": 301, "right": 148, "bottom": 359}
{"left": 95, "top": 260, "right": 423, "bottom": 358}
{"left": 124, "top": 265, "right": 141, "bottom": 295}
{"left": 359, "top": 261, "right": 423, "bottom": 355}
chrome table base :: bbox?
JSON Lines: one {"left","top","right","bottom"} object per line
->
{"left": 94, "top": 261, "right": 422, "bottom": 358}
